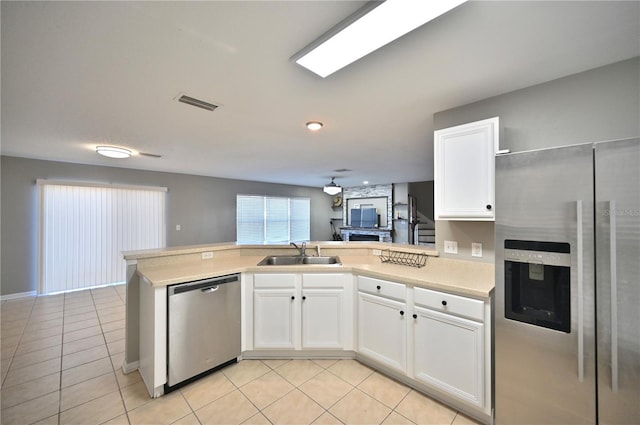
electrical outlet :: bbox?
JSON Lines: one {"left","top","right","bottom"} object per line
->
{"left": 444, "top": 240, "right": 458, "bottom": 254}
{"left": 372, "top": 249, "right": 382, "bottom": 256}
{"left": 175, "top": 224, "right": 181, "bottom": 231}
{"left": 472, "top": 242, "right": 483, "bottom": 257}
{"left": 201, "top": 251, "right": 213, "bottom": 260}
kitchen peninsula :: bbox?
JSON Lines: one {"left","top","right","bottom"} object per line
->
{"left": 123, "top": 241, "right": 494, "bottom": 423}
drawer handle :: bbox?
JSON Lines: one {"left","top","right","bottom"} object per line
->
{"left": 441, "top": 300, "right": 448, "bottom": 306}
{"left": 486, "top": 204, "right": 492, "bottom": 210}
{"left": 400, "top": 310, "right": 405, "bottom": 316}
{"left": 291, "top": 296, "right": 295, "bottom": 300}
{"left": 376, "top": 285, "right": 381, "bottom": 290}
{"left": 302, "top": 296, "right": 306, "bottom": 300}
{"left": 412, "top": 314, "right": 417, "bottom": 319}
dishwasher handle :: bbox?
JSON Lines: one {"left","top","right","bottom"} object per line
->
{"left": 168, "top": 274, "right": 240, "bottom": 296}
{"left": 201, "top": 285, "right": 219, "bottom": 293}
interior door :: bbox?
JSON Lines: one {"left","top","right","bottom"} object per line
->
{"left": 594, "top": 138, "right": 640, "bottom": 424}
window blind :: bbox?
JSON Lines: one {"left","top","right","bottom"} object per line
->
{"left": 237, "top": 195, "right": 310, "bottom": 244}
{"left": 39, "top": 181, "right": 166, "bottom": 294}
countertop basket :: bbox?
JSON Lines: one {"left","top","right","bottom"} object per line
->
{"left": 379, "top": 249, "right": 428, "bottom": 268}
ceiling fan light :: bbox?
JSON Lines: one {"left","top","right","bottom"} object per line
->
{"left": 96, "top": 146, "right": 132, "bottom": 159}
{"left": 323, "top": 177, "right": 342, "bottom": 195}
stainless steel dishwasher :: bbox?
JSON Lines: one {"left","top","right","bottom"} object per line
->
{"left": 166, "top": 273, "right": 241, "bottom": 391}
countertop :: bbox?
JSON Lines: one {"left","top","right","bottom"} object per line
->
{"left": 133, "top": 245, "right": 494, "bottom": 299}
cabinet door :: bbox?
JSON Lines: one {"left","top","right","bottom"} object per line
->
{"left": 357, "top": 292, "right": 407, "bottom": 373}
{"left": 412, "top": 306, "right": 484, "bottom": 407}
{"left": 253, "top": 289, "right": 297, "bottom": 349}
{"left": 302, "top": 288, "right": 343, "bottom": 349}
{"left": 434, "top": 117, "right": 498, "bottom": 220}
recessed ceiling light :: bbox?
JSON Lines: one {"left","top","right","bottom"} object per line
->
{"left": 292, "top": 0, "right": 467, "bottom": 78}
{"left": 363, "top": 181, "right": 369, "bottom": 185}
{"left": 306, "top": 121, "right": 323, "bottom": 131}
{"left": 96, "top": 146, "right": 132, "bottom": 159}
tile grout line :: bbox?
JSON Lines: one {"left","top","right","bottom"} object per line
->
{"left": 1, "top": 296, "right": 36, "bottom": 389}
{"left": 90, "top": 286, "right": 130, "bottom": 425}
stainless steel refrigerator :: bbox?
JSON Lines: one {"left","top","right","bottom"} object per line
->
{"left": 494, "top": 138, "right": 639, "bottom": 424}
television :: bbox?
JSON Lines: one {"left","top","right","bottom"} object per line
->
{"left": 350, "top": 208, "right": 379, "bottom": 228}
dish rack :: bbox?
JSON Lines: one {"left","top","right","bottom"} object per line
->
{"left": 379, "top": 249, "right": 428, "bottom": 268}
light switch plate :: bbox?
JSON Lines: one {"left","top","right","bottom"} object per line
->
{"left": 444, "top": 240, "right": 458, "bottom": 254}
{"left": 472, "top": 242, "right": 483, "bottom": 257}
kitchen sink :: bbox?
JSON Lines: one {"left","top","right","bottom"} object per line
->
{"left": 257, "top": 255, "right": 341, "bottom": 266}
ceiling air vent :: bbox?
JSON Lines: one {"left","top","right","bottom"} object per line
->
{"left": 139, "top": 152, "right": 162, "bottom": 158}
{"left": 177, "top": 94, "right": 219, "bottom": 112}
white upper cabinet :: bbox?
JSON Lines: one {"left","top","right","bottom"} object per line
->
{"left": 434, "top": 117, "right": 499, "bottom": 221}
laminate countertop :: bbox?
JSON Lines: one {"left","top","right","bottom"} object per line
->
{"left": 127, "top": 243, "right": 494, "bottom": 299}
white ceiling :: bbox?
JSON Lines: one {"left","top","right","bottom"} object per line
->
{"left": 2, "top": 1, "right": 639, "bottom": 188}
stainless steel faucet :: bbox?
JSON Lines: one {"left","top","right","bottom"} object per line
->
{"left": 290, "top": 241, "right": 307, "bottom": 256}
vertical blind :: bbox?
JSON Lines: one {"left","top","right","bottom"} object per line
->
{"left": 39, "top": 181, "right": 166, "bottom": 294}
{"left": 237, "top": 195, "right": 310, "bottom": 244}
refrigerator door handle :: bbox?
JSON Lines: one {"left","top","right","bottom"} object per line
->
{"left": 609, "top": 200, "right": 619, "bottom": 392}
{"left": 577, "top": 200, "right": 585, "bottom": 382}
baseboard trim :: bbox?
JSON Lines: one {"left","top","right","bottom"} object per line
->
{"left": 242, "top": 350, "right": 356, "bottom": 359}
{"left": 122, "top": 360, "right": 139, "bottom": 375}
{"left": 0, "top": 291, "right": 37, "bottom": 301}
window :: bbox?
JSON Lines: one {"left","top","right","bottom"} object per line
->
{"left": 39, "top": 181, "right": 166, "bottom": 294}
{"left": 237, "top": 195, "right": 310, "bottom": 244}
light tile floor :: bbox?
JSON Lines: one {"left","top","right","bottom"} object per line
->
{"left": 1, "top": 285, "right": 481, "bottom": 425}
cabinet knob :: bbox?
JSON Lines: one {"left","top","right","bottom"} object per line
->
{"left": 441, "top": 300, "right": 447, "bottom": 306}
{"left": 376, "top": 285, "right": 381, "bottom": 290}
{"left": 486, "top": 204, "right": 492, "bottom": 210}
{"left": 302, "top": 296, "right": 306, "bottom": 300}
{"left": 412, "top": 314, "right": 418, "bottom": 319}
{"left": 400, "top": 310, "right": 405, "bottom": 316}
{"left": 291, "top": 296, "right": 295, "bottom": 300}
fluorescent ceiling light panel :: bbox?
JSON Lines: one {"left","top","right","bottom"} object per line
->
{"left": 294, "top": 0, "right": 467, "bottom": 78}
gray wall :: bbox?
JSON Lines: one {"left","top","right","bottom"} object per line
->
{"left": 409, "top": 181, "right": 434, "bottom": 220}
{"left": 433, "top": 57, "right": 640, "bottom": 263}
{"left": 1, "top": 157, "right": 334, "bottom": 296}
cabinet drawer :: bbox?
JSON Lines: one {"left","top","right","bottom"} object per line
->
{"left": 254, "top": 273, "right": 297, "bottom": 289}
{"left": 358, "top": 276, "right": 406, "bottom": 301}
{"left": 414, "top": 287, "right": 484, "bottom": 322}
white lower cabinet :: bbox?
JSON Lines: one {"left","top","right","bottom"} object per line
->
{"left": 254, "top": 291, "right": 298, "bottom": 349}
{"left": 412, "top": 305, "right": 484, "bottom": 407}
{"left": 302, "top": 287, "right": 344, "bottom": 349}
{"left": 357, "top": 291, "right": 407, "bottom": 373}
{"left": 247, "top": 272, "right": 490, "bottom": 419}
{"left": 250, "top": 273, "right": 352, "bottom": 351}
{"left": 253, "top": 273, "right": 298, "bottom": 349}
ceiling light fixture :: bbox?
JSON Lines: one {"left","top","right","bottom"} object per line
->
{"left": 96, "top": 146, "right": 132, "bottom": 159}
{"left": 292, "top": 0, "right": 467, "bottom": 78}
{"left": 306, "top": 121, "right": 323, "bottom": 131}
{"left": 323, "top": 177, "right": 342, "bottom": 196}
